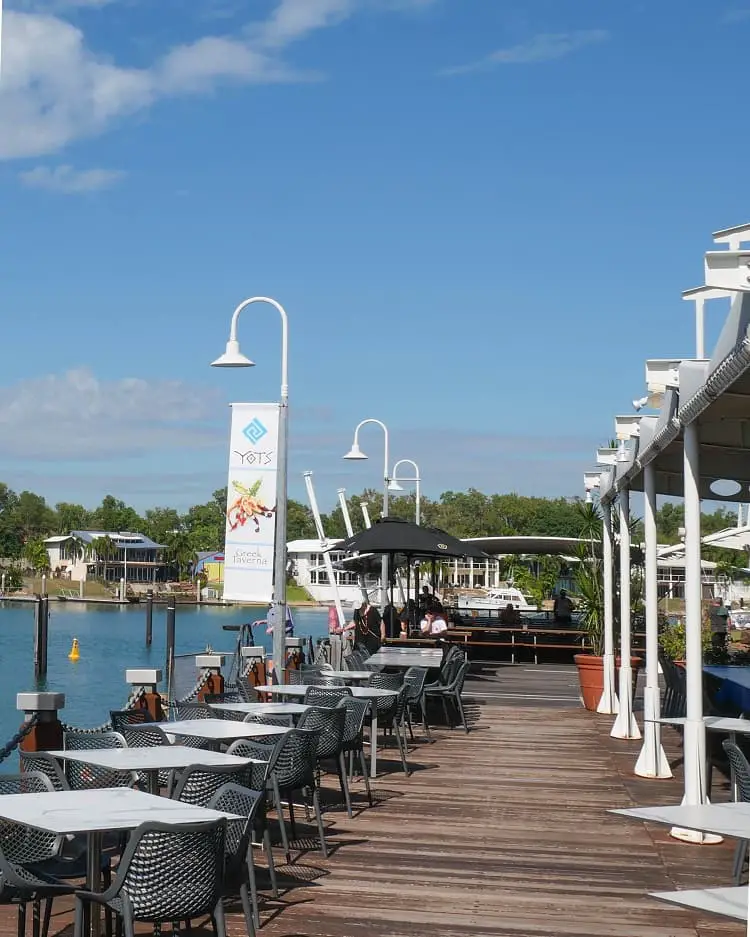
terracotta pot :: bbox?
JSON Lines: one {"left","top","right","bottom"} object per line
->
{"left": 574, "top": 654, "right": 643, "bottom": 712}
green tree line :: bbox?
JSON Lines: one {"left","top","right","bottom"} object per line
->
{"left": 1, "top": 480, "right": 744, "bottom": 561}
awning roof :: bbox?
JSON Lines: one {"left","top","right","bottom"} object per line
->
{"left": 462, "top": 536, "right": 593, "bottom": 555}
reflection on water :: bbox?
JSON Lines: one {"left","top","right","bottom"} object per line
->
{"left": 0, "top": 602, "right": 328, "bottom": 742}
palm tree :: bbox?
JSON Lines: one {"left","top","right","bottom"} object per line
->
{"left": 572, "top": 501, "right": 605, "bottom": 656}
{"left": 165, "top": 532, "right": 196, "bottom": 580}
{"left": 91, "top": 535, "right": 116, "bottom": 581}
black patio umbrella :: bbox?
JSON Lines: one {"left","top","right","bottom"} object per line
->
{"left": 326, "top": 517, "right": 490, "bottom": 560}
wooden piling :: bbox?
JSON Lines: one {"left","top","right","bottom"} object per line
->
{"left": 145, "top": 590, "right": 153, "bottom": 647}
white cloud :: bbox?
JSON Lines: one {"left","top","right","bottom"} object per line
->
{"left": 0, "top": 0, "right": 435, "bottom": 160}
{"left": 19, "top": 164, "right": 125, "bottom": 192}
{"left": 0, "top": 368, "right": 224, "bottom": 460}
{"left": 441, "top": 29, "right": 609, "bottom": 76}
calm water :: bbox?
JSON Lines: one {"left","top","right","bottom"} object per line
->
{"left": 0, "top": 601, "right": 328, "bottom": 743}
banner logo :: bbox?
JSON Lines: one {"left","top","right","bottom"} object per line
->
{"left": 242, "top": 418, "right": 268, "bottom": 444}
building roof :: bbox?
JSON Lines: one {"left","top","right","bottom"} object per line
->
{"left": 43, "top": 535, "right": 71, "bottom": 544}
{"left": 287, "top": 539, "right": 343, "bottom": 553}
{"left": 67, "top": 530, "right": 166, "bottom": 549}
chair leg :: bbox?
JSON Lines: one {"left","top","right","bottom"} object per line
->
{"left": 18, "top": 903, "right": 26, "bottom": 937}
{"left": 440, "top": 695, "right": 450, "bottom": 727}
{"left": 394, "top": 722, "right": 410, "bottom": 776}
{"left": 271, "top": 777, "right": 290, "bottom": 863}
{"left": 338, "top": 753, "right": 353, "bottom": 817}
{"left": 213, "top": 900, "right": 228, "bottom": 937}
{"left": 406, "top": 708, "right": 415, "bottom": 743}
{"left": 263, "top": 828, "right": 279, "bottom": 897}
{"left": 32, "top": 899, "right": 40, "bottom": 937}
{"left": 288, "top": 799, "right": 298, "bottom": 841}
{"left": 41, "top": 899, "right": 53, "bottom": 937}
{"left": 312, "top": 788, "right": 327, "bottom": 858}
{"left": 421, "top": 699, "right": 431, "bottom": 739}
{"left": 455, "top": 693, "right": 469, "bottom": 734}
{"left": 359, "top": 749, "right": 373, "bottom": 806}
{"left": 239, "top": 881, "right": 256, "bottom": 937}
{"left": 246, "top": 846, "right": 260, "bottom": 931}
{"left": 733, "top": 839, "right": 748, "bottom": 885}
{"left": 122, "top": 907, "right": 136, "bottom": 937}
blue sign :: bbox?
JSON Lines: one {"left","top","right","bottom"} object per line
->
{"left": 242, "top": 418, "right": 268, "bottom": 445}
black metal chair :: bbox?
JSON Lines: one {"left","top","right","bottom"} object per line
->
{"left": 207, "top": 783, "right": 267, "bottom": 934}
{"left": 337, "top": 697, "right": 373, "bottom": 808}
{"left": 297, "top": 706, "right": 350, "bottom": 816}
{"left": 367, "top": 674, "right": 410, "bottom": 775}
{"left": 19, "top": 753, "right": 69, "bottom": 791}
{"left": 722, "top": 740, "right": 750, "bottom": 883}
{"left": 175, "top": 702, "right": 214, "bottom": 720}
{"left": 63, "top": 730, "right": 137, "bottom": 790}
{"left": 73, "top": 820, "right": 227, "bottom": 937}
{"left": 170, "top": 763, "right": 250, "bottom": 807}
{"left": 424, "top": 659, "right": 470, "bottom": 732}
{"left": 304, "top": 686, "right": 352, "bottom": 707}
{"left": 109, "top": 710, "right": 155, "bottom": 733}
{"left": 402, "top": 667, "right": 431, "bottom": 740}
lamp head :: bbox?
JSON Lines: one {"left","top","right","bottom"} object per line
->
{"left": 343, "top": 442, "right": 368, "bottom": 461}
{"left": 632, "top": 396, "right": 649, "bottom": 411}
{"left": 211, "top": 339, "right": 255, "bottom": 368}
{"left": 584, "top": 490, "right": 593, "bottom": 504}
{"left": 387, "top": 479, "right": 404, "bottom": 492}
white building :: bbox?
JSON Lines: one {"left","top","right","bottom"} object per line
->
{"left": 287, "top": 539, "right": 368, "bottom": 606}
{"left": 44, "top": 530, "right": 168, "bottom": 584}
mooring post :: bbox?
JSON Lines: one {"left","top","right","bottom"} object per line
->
{"left": 18, "top": 692, "right": 65, "bottom": 753}
{"left": 33, "top": 595, "right": 49, "bottom": 680}
{"left": 125, "top": 669, "right": 164, "bottom": 722}
{"left": 145, "top": 590, "right": 154, "bottom": 647}
{"left": 39, "top": 596, "right": 49, "bottom": 677}
{"left": 165, "top": 598, "right": 176, "bottom": 699}
{"left": 195, "top": 654, "right": 225, "bottom": 700}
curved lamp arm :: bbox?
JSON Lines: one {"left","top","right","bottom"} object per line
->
{"left": 391, "top": 458, "right": 420, "bottom": 481}
{"left": 352, "top": 418, "right": 389, "bottom": 481}
{"left": 229, "top": 296, "right": 289, "bottom": 400}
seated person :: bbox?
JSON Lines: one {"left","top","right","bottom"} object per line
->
{"left": 499, "top": 603, "right": 522, "bottom": 625}
{"left": 420, "top": 608, "right": 448, "bottom": 635}
{"left": 553, "top": 589, "right": 574, "bottom": 625}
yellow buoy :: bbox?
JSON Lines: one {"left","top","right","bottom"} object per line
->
{"left": 68, "top": 638, "right": 80, "bottom": 661}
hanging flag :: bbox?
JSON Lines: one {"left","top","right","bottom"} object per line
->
{"left": 223, "top": 402, "right": 281, "bottom": 603}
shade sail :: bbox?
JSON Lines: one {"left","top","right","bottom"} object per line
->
{"left": 327, "top": 517, "right": 490, "bottom": 559}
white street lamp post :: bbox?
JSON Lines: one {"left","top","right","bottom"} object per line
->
{"left": 388, "top": 459, "right": 421, "bottom": 525}
{"left": 343, "top": 419, "right": 389, "bottom": 608}
{"left": 212, "top": 296, "right": 289, "bottom": 682}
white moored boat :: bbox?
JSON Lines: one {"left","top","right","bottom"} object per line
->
{"left": 455, "top": 586, "right": 537, "bottom": 612}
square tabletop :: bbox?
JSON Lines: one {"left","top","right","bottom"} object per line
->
{"left": 209, "top": 702, "right": 309, "bottom": 717}
{"left": 320, "top": 670, "right": 373, "bottom": 681}
{"left": 647, "top": 715, "right": 750, "bottom": 733}
{"left": 611, "top": 802, "right": 750, "bottom": 839}
{"left": 127, "top": 719, "right": 289, "bottom": 742}
{"left": 259, "top": 684, "right": 398, "bottom": 700}
{"left": 46, "top": 745, "right": 261, "bottom": 772}
{"left": 0, "top": 787, "right": 242, "bottom": 835}
{"left": 367, "top": 651, "right": 442, "bottom": 667}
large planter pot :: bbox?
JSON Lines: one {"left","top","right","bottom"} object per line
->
{"left": 574, "top": 654, "right": 643, "bottom": 712}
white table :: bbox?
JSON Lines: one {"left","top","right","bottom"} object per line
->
{"left": 127, "top": 718, "right": 289, "bottom": 746}
{"left": 612, "top": 802, "right": 750, "bottom": 934}
{"left": 0, "top": 788, "right": 242, "bottom": 937}
{"left": 209, "top": 701, "right": 309, "bottom": 723}
{"left": 258, "top": 684, "right": 398, "bottom": 776}
{"left": 322, "top": 670, "right": 373, "bottom": 682}
{"left": 47, "top": 745, "right": 257, "bottom": 795}
{"left": 367, "top": 650, "right": 443, "bottom": 668}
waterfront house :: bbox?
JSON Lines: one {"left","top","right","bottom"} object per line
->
{"left": 43, "top": 530, "right": 168, "bottom": 585}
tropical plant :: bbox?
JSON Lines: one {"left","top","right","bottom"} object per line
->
{"left": 0, "top": 565, "right": 24, "bottom": 591}
{"left": 91, "top": 535, "right": 117, "bottom": 580}
{"left": 571, "top": 501, "right": 605, "bottom": 656}
{"left": 23, "top": 538, "right": 50, "bottom": 573}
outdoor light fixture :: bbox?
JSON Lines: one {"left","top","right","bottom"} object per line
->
{"left": 614, "top": 415, "right": 641, "bottom": 440}
{"left": 583, "top": 471, "right": 601, "bottom": 504}
{"left": 343, "top": 443, "right": 368, "bottom": 461}
{"left": 682, "top": 287, "right": 732, "bottom": 359}
{"left": 210, "top": 339, "right": 255, "bottom": 369}
{"left": 387, "top": 479, "right": 403, "bottom": 492}
{"left": 704, "top": 250, "right": 750, "bottom": 292}
{"left": 632, "top": 396, "right": 649, "bottom": 411}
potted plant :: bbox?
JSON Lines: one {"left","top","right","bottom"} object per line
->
{"left": 571, "top": 502, "right": 644, "bottom": 711}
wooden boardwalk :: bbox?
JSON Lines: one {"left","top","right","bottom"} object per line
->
{"left": 3, "top": 662, "right": 746, "bottom": 937}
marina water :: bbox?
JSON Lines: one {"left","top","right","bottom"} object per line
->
{"left": 0, "top": 602, "right": 329, "bottom": 743}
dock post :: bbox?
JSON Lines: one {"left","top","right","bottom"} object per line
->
{"left": 165, "top": 598, "right": 176, "bottom": 700}
{"left": 195, "top": 654, "right": 225, "bottom": 700}
{"left": 125, "top": 669, "right": 164, "bottom": 721}
{"left": 33, "top": 596, "right": 49, "bottom": 679}
{"left": 18, "top": 692, "right": 65, "bottom": 753}
{"left": 145, "top": 590, "right": 154, "bottom": 647}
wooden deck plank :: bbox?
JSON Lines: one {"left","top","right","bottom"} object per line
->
{"left": 0, "top": 662, "right": 744, "bottom": 936}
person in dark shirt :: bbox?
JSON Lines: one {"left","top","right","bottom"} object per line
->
{"left": 381, "top": 603, "right": 400, "bottom": 641}
{"left": 351, "top": 602, "right": 382, "bottom": 654}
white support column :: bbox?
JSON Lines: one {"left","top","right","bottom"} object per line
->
{"left": 671, "top": 420, "right": 720, "bottom": 842}
{"left": 634, "top": 461, "right": 671, "bottom": 777}
{"left": 597, "top": 500, "right": 619, "bottom": 714}
{"left": 611, "top": 488, "right": 640, "bottom": 739}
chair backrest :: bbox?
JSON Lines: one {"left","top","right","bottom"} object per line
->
{"left": 402, "top": 667, "right": 428, "bottom": 699}
{"left": 243, "top": 712, "right": 291, "bottom": 729}
{"left": 175, "top": 702, "right": 213, "bottom": 721}
{"left": 122, "top": 724, "right": 172, "bottom": 749}
{"left": 368, "top": 672, "right": 404, "bottom": 691}
{"left": 336, "top": 697, "right": 370, "bottom": 746}
{"left": 0, "top": 771, "right": 60, "bottom": 862}
{"left": 224, "top": 739, "right": 273, "bottom": 789}
{"left": 19, "top": 751, "right": 69, "bottom": 791}
{"left": 304, "top": 686, "right": 352, "bottom": 706}
{"left": 206, "top": 783, "right": 264, "bottom": 873}
{"left": 64, "top": 730, "right": 134, "bottom": 790}
{"left": 171, "top": 763, "right": 250, "bottom": 807}
{"left": 203, "top": 691, "right": 243, "bottom": 705}
{"left": 110, "top": 710, "right": 155, "bottom": 732}
{"left": 266, "top": 728, "right": 318, "bottom": 791}
{"left": 723, "top": 740, "right": 750, "bottom": 802}
{"left": 287, "top": 670, "right": 305, "bottom": 685}
{"left": 114, "top": 820, "right": 226, "bottom": 921}
{"left": 297, "top": 706, "right": 346, "bottom": 760}
{"left": 235, "top": 675, "right": 260, "bottom": 703}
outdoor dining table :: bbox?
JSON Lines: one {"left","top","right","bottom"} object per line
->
{"left": 318, "top": 670, "right": 373, "bottom": 682}
{"left": 705, "top": 665, "right": 750, "bottom": 713}
{"left": 367, "top": 649, "right": 443, "bottom": 668}
{"left": 209, "top": 701, "right": 310, "bottom": 724}
{"left": 0, "top": 787, "right": 243, "bottom": 937}
{"left": 46, "top": 744, "right": 258, "bottom": 795}
{"left": 612, "top": 802, "right": 750, "bottom": 930}
{"left": 257, "top": 684, "right": 398, "bottom": 777}
{"left": 126, "top": 718, "right": 290, "bottom": 748}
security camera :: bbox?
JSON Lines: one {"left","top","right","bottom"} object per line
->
{"left": 632, "top": 396, "right": 649, "bottom": 411}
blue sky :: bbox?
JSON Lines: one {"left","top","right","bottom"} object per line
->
{"left": 0, "top": 0, "right": 747, "bottom": 513}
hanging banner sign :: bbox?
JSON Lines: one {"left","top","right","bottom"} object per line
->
{"left": 223, "top": 402, "right": 281, "bottom": 604}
